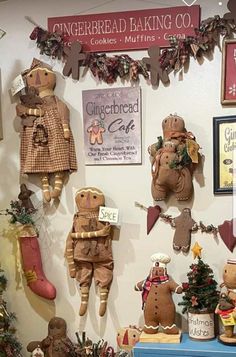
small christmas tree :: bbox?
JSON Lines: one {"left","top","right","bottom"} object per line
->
{"left": 0, "top": 268, "right": 22, "bottom": 357}
{"left": 179, "top": 256, "right": 220, "bottom": 314}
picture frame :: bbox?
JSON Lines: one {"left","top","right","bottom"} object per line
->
{"left": 221, "top": 39, "right": 236, "bottom": 105}
{"left": 82, "top": 87, "right": 142, "bottom": 166}
{"left": 213, "top": 115, "right": 236, "bottom": 194}
{"left": 0, "top": 69, "right": 2, "bottom": 141}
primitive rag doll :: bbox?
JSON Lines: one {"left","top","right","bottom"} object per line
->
{"left": 149, "top": 114, "right": 200, "bottom": 201}
{"left": 65, "top": 187, "right": 113, "bottom": 317}
{"left": 16, "top": 58, "right": 77, "bottom": 202}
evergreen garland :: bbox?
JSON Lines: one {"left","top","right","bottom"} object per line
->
{"left": 0, "top": 270, "right": 22, "bottom": 357}
{"left": 0, "top": 200, "right": 37, "bottom": 227}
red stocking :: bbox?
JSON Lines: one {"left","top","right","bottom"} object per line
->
{"left": 19, "top": 232, "right": 56, "bottom": 300}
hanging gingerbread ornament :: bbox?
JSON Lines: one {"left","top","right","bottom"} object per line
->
{"left": 171, "top": 208, "right": 198, "bottom": 253}
{"left": 142, "top": 46, "right": 169, "bottom": 87}
{"left": 63, "top": 41, "right": 86, "bottom": 80}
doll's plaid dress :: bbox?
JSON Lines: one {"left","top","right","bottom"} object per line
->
{"left": 20, "top": 95, "right": 77, "bottom": 174}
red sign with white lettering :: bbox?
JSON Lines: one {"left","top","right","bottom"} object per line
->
{"left": 224, "top": 42, "right": 236, "bottom": 101}
{"left": 48, "top": 5, "right": 200, "bottom": 52}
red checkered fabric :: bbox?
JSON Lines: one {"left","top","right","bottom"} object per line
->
{"left": 20, "top": 95, "right": 77, "bottom": 174}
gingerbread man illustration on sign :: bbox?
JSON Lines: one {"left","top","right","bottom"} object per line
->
{"left": 87, "top": 119, "right": 105, "bottom": 145}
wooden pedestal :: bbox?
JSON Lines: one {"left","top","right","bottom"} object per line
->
{"left": 139, "top": 331, "right": 181, "bottom": 343}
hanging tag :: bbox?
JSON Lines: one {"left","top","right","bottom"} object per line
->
{"left": 32, "top": 346, "right": 44, "bottom": 357}
{"left": 99, "top": 206, "right": 119, "bottom": 224}
{"left": 10, "top": 74, "right": 25, "bottom": 96}
{"left": 186, "top": 139, "right": 199, "bottom": 163}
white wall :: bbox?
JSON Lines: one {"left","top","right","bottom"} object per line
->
{"left": 0, "top": 0, "right": 234, "bottom": 355}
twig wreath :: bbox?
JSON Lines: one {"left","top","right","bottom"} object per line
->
{"left": 28, "top": 1, "right": 236, "bottom": 87}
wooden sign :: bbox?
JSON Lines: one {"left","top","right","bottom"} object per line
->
{"left": 82, "top": 87, "right": 141, "bottom": 165}
{"left": 48, "top": 5, "right": 200, "bottom": 52}
{"left": 221, "top": 39, "right": 236, "bottom": 104}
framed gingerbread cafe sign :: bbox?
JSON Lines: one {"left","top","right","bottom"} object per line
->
{"left": 213, "top": 115, "right": 236, "bottom": 194}
{"left": 48, "top": 5, "right": 200, "bottom": 52}
{"left": 82, "top": 87, "right": 141, "bottom": 165}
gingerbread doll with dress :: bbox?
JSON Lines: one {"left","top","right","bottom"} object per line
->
{"left": 16, "top": 58, "right": 77, "bottom": 202}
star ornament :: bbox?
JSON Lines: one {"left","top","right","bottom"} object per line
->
{"left": 191, "top": 242, "right": 202, "bottom": 259}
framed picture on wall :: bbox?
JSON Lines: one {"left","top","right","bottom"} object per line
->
{"left": 221, "top": 39, "right": 236, "bottom": 105}
{"left": 213, "top": 116, "right": 236, "bottom": 194}
{"left": 82, "top": 87, "right": 142, "bottom": 165}
{"left": 0, "top": 69, "right": 2, "bottom": 140}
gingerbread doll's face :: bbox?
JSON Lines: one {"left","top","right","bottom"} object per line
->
{"left": 75, "top": 187, "right": 105, "bottom": 210}
{"left": 152, "top": 265, "right": 165, "bottom": 277}
{"left": 162, "top": 116, "right": 185, "bottom": 133}
{"left": 163, "top": 141, "right": 176, "bottom": 152}
{"left": 26, "top": 67, "right": 56, "bottom": 92}
{"left": 48, "top": 317, "right": 66, "bottom": 337}
{"left": 223, "top": 263, "right": 236, "bottom": 289}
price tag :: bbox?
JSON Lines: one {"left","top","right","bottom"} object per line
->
{"left": 11, "top": 74, "right": 25, "bottom": 96}
{"left": 99, "top": 206, "right": 119, "bottom": 224}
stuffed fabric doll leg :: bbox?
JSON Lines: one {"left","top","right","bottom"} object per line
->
{"left": 94, "top": 261, "right": 113, "bottom": 316}
{"left": 174, "top": 167, "right": 193, "bottom": 201}
{"left": 41, "top": 174, "right": 51, "bottom": 202}
{"left": 65, "top": 232, "right": 92, "bottom": 316}
{"left": 51, "top": 171, "right": 64, "bottom": 199}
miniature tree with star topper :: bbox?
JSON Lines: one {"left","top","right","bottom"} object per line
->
{"left": 0, "top": 267, "right": 22, "bottom": 356}
{"left": 179, "top": 242, "right": 219, "bottom": 314}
